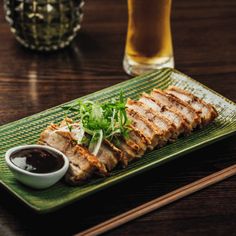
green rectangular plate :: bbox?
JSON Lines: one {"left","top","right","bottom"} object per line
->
{"left": 0, "top": 68, "right": 236, "bottom": 213}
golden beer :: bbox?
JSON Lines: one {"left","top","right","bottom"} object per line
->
{"left": 123, "top": 0, "right": 174, "bottom": 75}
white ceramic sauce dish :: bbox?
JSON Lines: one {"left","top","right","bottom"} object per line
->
{"left": 5, "top": 145, "right": 69, "bottom": 189}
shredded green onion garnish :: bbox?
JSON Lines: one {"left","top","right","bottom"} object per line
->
{"left": 89, "top": 129, "right": 103, "bottom": 155}
{"left": 62, "top": 91, "right": 131, "bottom": 151}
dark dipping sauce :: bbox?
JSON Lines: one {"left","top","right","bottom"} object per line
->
{"left": 10, "top": 148, "right": 64, "bottom": 174}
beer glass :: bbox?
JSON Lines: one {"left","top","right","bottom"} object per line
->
{"left": 123, "top": 0, "right": 174, "bottom": 75}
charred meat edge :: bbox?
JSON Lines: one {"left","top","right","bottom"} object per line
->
{"left": 151, "top": 89, "right": 201, "bottom": 129}
{"left": 140, "top": 93, "right": 191, "bottom": 135}
{"left": 38, "top": 124, "right": 108, "bottom": 184}
{"left": 126, "top": 108, "right": 164, "bottom": 150}
{"left": 126, "top": 98, "right": 178, "bottom": 144}
{"left": 165, "top": 86, "right": 218, "bottom": 126}
{"left": 60, "top": 118, "right": 122, "bottom": 173}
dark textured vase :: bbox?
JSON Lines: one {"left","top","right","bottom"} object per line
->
{"left": 4, "top": 0, "right": 84, "bottom": 51}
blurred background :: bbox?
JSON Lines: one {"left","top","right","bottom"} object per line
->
{"left": 0, "top": 0, "right": 235, "bottom": 125}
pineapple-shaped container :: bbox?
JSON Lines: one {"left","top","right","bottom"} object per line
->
{"left": 4, "top": 0, "right": 84, "bottom": 51}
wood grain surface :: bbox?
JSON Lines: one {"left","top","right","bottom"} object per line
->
{"left": 76, "top": 165, "right": 236, "bottom": 236}
{"left": 0, "top": 0, "right": 235, "bottom": 235}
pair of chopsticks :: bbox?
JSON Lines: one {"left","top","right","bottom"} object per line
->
{"left": 75, "top": 164, "right": 236, "bottom": 236}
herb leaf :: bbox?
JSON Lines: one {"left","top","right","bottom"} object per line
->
{"left": 61, "top": 91, "right": 130, "bottom": 145}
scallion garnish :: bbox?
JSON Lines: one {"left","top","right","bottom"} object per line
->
{"left": 62, "top": 91, "right": 131, "bottom": 153}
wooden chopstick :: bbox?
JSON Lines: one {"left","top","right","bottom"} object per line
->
{"left": 75, "top": 164, "right": 236, "bottom": 236}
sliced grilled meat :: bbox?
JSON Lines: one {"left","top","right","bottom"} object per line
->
{"left": 38, "top": 124, "right": 107, "bottom": 185}
{"left": 60, "top": 120, "right": 124, "bottom": 172}
{"left": 139, "top": 93, "right": 191, "bottom": 135}
{"left": 104, "top": 139, "right": 128, "bottom": 166}
{"left": 151, "top": 89, "right": 201, "bottom": 129}
{"left": 96, "top": 142, "right": 119, "bottom": 171}
{"left": 165, "top": 86, "right": 218, "bottom": 126}
{"left": 126, "top": 98, "right": 177, "bottom": 144}
{"left": 126, "top": 108, "right": 164, "bottom": 149}
{"left": 38, "top": 86, "right": 218, "bottom": 185}
{"left": 116, "top": 138, "right": 138, "bottom": 164}
{"left": 65, "top": 162, "right": 92, "bottom": 185}
{"left": 128, "top": 125, "right": 150, "bottom": 152}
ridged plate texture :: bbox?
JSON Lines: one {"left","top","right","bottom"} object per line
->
{"left": 0, "top": 68, "right": 235, "bottom": 213}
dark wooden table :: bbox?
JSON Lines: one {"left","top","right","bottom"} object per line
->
{"left": 0, "top": 0, "right": 235, "bottom": 235}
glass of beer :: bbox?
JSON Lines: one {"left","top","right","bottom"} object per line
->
{"left": 123, "top": 0, "right": 174, "bottom": 75}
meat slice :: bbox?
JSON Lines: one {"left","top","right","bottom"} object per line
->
{"left": 38, "top": 124, "right": 107, "bottom": 185}
{"left": 165, "top": 86, "right": 218, "bottom": 126}
{"left": 139, "top": 93, "right": 191, "bottom": 135}
{"left": 59, "top": 118, "right": 126, "bottom": 171}
{"left": 115, "top": 138, "right": 139, "bottom": 164}
{"left": 151, "top": 89, "right": 201, "bottom": 129}
{"left": 126, "top": 98, "right": 177, "bottom": 144}
{"left": 112, "top": 127, "right": 149, "bottom": 164}
{"left": 122, "top": 137, "right": 144, "bottom": 158}
{"left": 126, "top": 108, "right": 164, "bottom": 149}
{"left": 96, "top": 142, "right": 119, "bottom": 171}
{"left": 65, "top": 163, "right": 90, "bottom": 185}
{"left": 96, "top": 138, "right": 134, "bottom": 171}
{"left": 64, "top": 145, "right": 104, "bottom": 185}
{"left": 104, "top": 139, "right": 128, "bottom": 166}
{"left": 128, "top": 125, "right": 150, "bottom": 153}
{"left": 60, "top": 120, "right": 147, "bottom": 169}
